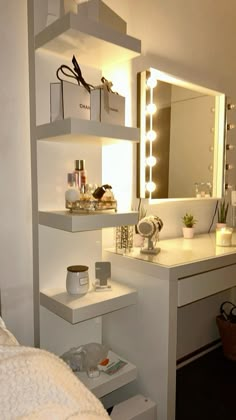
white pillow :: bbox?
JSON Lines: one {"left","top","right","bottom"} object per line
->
{"left": 0, "top": 317, "right": 19, "bottom": 346}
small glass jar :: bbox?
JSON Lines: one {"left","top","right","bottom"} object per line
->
{"left": 66, "top": 265, "right": 89, "bottom": 295}
{"left": 216, "top": 227, "right": 233, "bottom": 247}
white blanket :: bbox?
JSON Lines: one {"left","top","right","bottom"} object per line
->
{"left": 0, "top": 345, "right": 109, "bottom": 420}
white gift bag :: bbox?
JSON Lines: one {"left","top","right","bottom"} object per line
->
{"left": 50, "top": 81, "right": 90, "bottom": 122}
{"left": 90, "top": 78, "right": 125, "bottom": 126}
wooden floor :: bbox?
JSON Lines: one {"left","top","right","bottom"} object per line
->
{"left": 176, "top": 347, "right": 236, "bottom": 420}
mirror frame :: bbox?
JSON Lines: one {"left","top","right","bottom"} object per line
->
{"left": 137, "top": 68, "right": 226, "bottom": 200}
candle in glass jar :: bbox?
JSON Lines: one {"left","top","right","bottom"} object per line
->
{"left": 216, "top": 227, "right": 233, "bottom": 246}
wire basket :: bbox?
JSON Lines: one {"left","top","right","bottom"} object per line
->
{"left": 216, "top": 301, "right": 236, "bottom": 360}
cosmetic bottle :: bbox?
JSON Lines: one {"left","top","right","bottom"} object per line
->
{"left": 65, "top": 172, "right": 80, "bottom": 206}
{"left": 74, "top": 159, "right": 87, "bottom": 192}
{"left": 67, "top": 172, "right": 76, "bottom": 188}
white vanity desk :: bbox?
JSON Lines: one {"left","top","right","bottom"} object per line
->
{"left": 103, "top": 233, "right": 236, "bottom": 420}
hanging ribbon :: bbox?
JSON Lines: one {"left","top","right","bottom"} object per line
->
{"left": 56, "top": 55, "right": 93, "bottom": 93}
{"left": 94, "top": 77, "right": 118, "bottom": 112}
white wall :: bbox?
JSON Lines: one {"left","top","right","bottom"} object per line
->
{"left": 0, "top": 1, "right": 34, "bottom": 345}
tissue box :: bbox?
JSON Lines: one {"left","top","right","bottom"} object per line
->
{"left": 90, "top": 89, "right": 125, "bottom": 126}
{"left": 50, "top": 80, "right": 90, "bottom": 122}
{"left": 77, "top": 0, "right": 127, "bottom": 34}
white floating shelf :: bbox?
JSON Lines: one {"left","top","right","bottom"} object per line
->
{"left": 36, "top": 118, "right": 140, "bottom": 143}
{"left": 76, "top": 351, "right": 137, "bottom": 398}
{"left": 40, "top": 281, "right": 137, "bottom": 324}
{"left": 35, "top": 13, "right": 141, "bottom": 66}
{"left": 39, "top": 210, "right": 138, "bottom": 232}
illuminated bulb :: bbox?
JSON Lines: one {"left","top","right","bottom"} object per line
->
{"left": 146, "top": 130, "right": 157, "bottom": 142}
{"left": 227, "top": 123, "right": 235, "bottom": 130}
{"left": 208, "top": 164, "right": 213, "bottom": 171}
{"left": 146, "top": 181, "right": 156, "bottom": 193}
{"left": 146, "top": 77, "right": 157, "bottom": 89}
{"left": 226, "top": 144, "right": 235, "bottom": 150}
{"left": 146, "top": 103, "right": 157, "bottom": 114}
{"left": 209, "top": 145, "right": 214, "bottom": 152}
{"left": 211, "top": 107, "right": 215, "bottom": 113}
{"left": 225, "top": 183, "right": 233, "bottom": 190}
{"left": 226, "top": 163, "right": 234, "bottom": 170}
{"left": 227, "top": 104, "right": 236, "bottom": 110}
{"left": 146, "top": 156, "right": 157, "bottom": 167}
{"left": 210, "top": 127, "right": 215, "bottom": 133}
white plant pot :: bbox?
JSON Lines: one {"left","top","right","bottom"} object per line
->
{"left": 216, "top": 223, "right": 227, "bottom": 229}
{"left": 182, "top": 227, "right": 194, "bottom": 239}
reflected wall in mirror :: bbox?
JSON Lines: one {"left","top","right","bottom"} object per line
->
{"left": 137, "top": 68, "right": 226, "bottom": 200}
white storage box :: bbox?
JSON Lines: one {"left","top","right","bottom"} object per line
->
{"left": 90, "top": 88, "right": 125, "bottom": 126}
{"left": 50, "top": 80, "right": 90, "bottom": 122}
{"left": 110, "top": 394, "right": 157, "bottom": 420}
{"left": 77, "top": 0, "right": 127, "bottom": 34}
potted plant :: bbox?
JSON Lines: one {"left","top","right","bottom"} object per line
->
{"left": 217, "top": 199, "right": 229, "bottom": 228}
{"left": 182, "top": 213, "right": 197, "bottom": 239}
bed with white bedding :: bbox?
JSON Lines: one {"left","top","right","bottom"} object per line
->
{"left": 0, "top": 317, "right": 109, "bottom": 420}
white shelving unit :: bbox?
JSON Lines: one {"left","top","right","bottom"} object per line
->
{"left": 39, "top": 210, "right": 138, "bottom": 232}
{"left": 36, "top": 118, "right": 140, "bottom": 143}
{"left": 40, "top": 281, "right": 137, "bottom": 324}
{"left": 35, "top": 12, "right": 141, "bottom": 66}
{"left": 33, "top": 4, "right": 141, "bottom": 400}
{"left": 76, "top": 351, "right": 137, "bottom": 398}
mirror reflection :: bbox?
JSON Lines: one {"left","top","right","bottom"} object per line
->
{"left": 137, "top": 68, "right": 226, "bottom": 200}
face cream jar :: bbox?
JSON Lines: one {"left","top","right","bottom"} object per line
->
{"left": 66, "top": 265, "right": 89, "bottom": 295}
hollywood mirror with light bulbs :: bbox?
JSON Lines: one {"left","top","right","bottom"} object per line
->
{"left": 137, "top": 68, "right": 235, "bottom": 200}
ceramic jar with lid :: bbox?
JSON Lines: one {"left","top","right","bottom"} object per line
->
{"left": 66, "top": 265, "right": 89, "bottom": 295}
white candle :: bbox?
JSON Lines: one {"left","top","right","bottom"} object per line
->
{"left": 216, "top": 227, "right": 233, "bottom": 247}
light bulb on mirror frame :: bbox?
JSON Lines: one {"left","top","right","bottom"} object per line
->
{"left": 226, "top": 144, "right": 235, "bottom": 150}
{"left": 146, "top": 103, "right": 157, "bottom": 115}
{"left": 225, "top": 183, "right": 233, "bottom": 190}
{"left": 146, "top": 130, "right": 157, "bottom": 142}
{"left": 227, "top": 123, "right": 235, "bottom": 130}
{"left": 146, "top": 77, "right": 158, "bottom": 89}
{"left": 146, "top": 181, "right": 156, "bottom": 193}
{"left": 227, "top": 104, "right": 236, "bottom": 110}
{"left": 146, "top": 156, "right": 157, "bottom": 167}
{"left": 225, "top": 163, "right": 234, "bottom": 170}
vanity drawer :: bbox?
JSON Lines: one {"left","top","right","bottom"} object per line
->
{"left": 178, "top": 264, "right": 236, "bottom": 306}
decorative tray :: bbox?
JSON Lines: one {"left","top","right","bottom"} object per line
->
{"left": 66, "top": 199, "right": 117, "bottom": 213}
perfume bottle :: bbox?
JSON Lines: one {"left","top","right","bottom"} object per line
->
{"left": 74, "top": 159, "right": 87, "bottom": 192}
